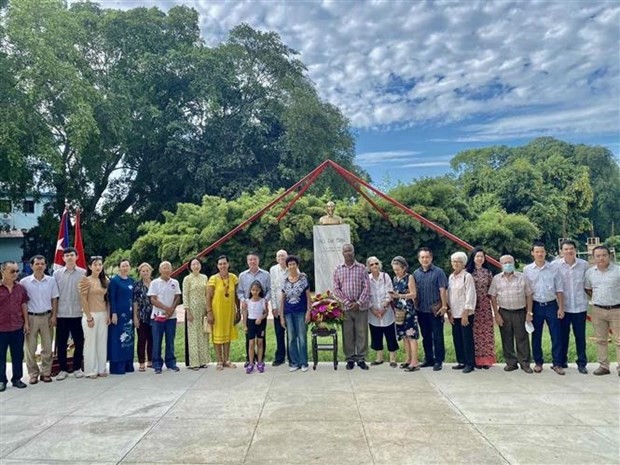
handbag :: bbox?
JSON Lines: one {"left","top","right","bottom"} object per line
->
{"left": 202, "top": 316, "right": 212, "bottom": 334}
{"left": 393, "top": 299, "right": 407, "bottom": 325}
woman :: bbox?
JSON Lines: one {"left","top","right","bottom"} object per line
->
{"left": 389, "top": 256, "right": 419, "bottom": 372}
{"left": 133, "top": 262, "right": 154, "bottom": 372}
{"left": 448, "top": 251, "right": 477, "bottom": 374}
{"left": 366, "top": 256, "right": 398, "bottom": 367}
{"left": 183, "top": 257, "right": 210, "bottom": 370}
{"left": 108, "top": 259, "right": 135, "bottom": 375}
{"left": 207, "top": 255, "right": 239, "bottom": 370}
{"left": 79, "top": 256, "right": 109, "bottom": 379}
{"left": 466, "top": 247, "right": 496, "bottom": 369}
{"left": 279, "top": 255, "right": 312, "bottom": 372}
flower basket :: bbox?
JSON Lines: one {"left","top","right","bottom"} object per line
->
{"left": 310, "top": 291, "right": 344, "bottom": 331}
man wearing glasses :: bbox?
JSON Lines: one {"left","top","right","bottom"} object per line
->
{"left": 0, "top": 260, "right": 30, "bottom": 392}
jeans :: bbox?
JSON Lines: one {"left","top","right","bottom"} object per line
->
{"left": 0, "top": 329, "right": 24, "bottom": 383}
{"left": 559, "top": 312, "right": 587, "bottom": 368}
{"left": 417, "top": 312, "right": 445, "bottom": 364}
{"left": 152, "top": 318, "right": 177, "bottom": 370}
{"left": 532, "top": 301, "right": 562, "bottom": 366}
{"left": 285, "top": 312, "right": 308, "bottom": 368}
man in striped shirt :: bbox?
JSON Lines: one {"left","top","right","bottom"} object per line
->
{"left": 332, "top": 244, "right": 371, "bottom": 370}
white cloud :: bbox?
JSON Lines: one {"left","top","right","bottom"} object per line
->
{"left": 96, "top": 0, "right": 620, "bottom": 140}
{"left": 356, "top": 150, "right": 422, "bottom": 166}
{"left": 402, "top": 161, "right": 451, "bottom": 168}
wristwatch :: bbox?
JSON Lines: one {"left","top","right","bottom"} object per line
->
{"left": 527, "top": 312, "right": 533, "bottom": 316}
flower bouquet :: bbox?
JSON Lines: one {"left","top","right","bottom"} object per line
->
{"left": 310, "top": 291, "right": 344, "bottom": 331}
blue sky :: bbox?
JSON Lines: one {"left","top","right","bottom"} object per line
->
{"left": 98, "top": 0, "right": 620, "bottom": 185}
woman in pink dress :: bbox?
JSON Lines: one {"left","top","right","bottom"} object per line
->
{"left": 466, "top": 247, "right": 496, "bottom": 368}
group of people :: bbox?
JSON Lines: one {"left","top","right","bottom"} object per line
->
{"left": 1, "top": 240, "right": 619, "bottom": 391}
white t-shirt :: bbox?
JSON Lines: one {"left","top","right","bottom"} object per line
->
{"left": 147, "top": 277, "right": 181, "bottom": 319}
{"left": 247, "top": 298, "right": 266, "bottom": 320}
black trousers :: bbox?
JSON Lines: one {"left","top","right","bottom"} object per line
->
{"left": 56, "top": 317, "right": 84, "bottom": 372}
{"left": 0, "top": 329, "right": 24, "bottom": 383}
{"left": 559, "top": 312, "right": 587, "bottom": 368}
{"left": 452, "top": 316, "right": 475, "bottom": 367}
{"left": 369, "top": 322, "right": 399, "bottom": 352}
{"left": 273, "top": 316, "right": 290, "bottom": 364}
{"left": 417, "top": 312, "right": 445, "bottom": 364}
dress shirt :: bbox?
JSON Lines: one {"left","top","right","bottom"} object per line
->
{"left": 332, "top": 261, "right": 370, "bottom": 310}
{"left": 147, "top": 277, "right": 181, "bottom": 319}
{"left": 368, "top": 272, "right": 394, "bottom": 326}
{"left": 554, "top": 258, "right": 588, "bottom": 313}
{"left": 523, "top": 261, "right": 563, "bottom": 302}
{"left": 237, "top": 268, "right": 271, "bottom": 303}
{"left": 413, "top": 264, "right": 448, "bottom": 313}
{"left": 53, "top": 266, "right": 86, "bottom": 318}
{"left": 488, "top": 272, "right": 533, "bottom": 310}
{"left": 0, "top": 282, "right": 28, "bottom": 331}
{"left": 269, "top": 264, "right": 288, "bottom": 311}
{"left": 20, "top": 274, "right": 59, "bottom": 313}
{"left": 585, "top": 263, "right": 620, "bottom": 307}
{"left": 448, "top": 271, "right": 477, "bottom": 318}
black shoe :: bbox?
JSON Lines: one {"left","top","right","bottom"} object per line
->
{"left": 404, "top": 365, "right": 420, "bottom": 372}
{"left": 244, "top": 361, "right": 250, "bottom": 368}
{"left": 420, "top": 361, "right": 435, "bottom": 368}
{"left": 346, "top": 361, "right": 355, "bottom": 370}
{"left": 432, "top": 363, "right": 443, "bottom": 371}
{"left": 503, "top": 365, "right": 518, "bottom": 372}
{"left": 399, "top": 362, "right": 409, "bottom": 369}
{"left": 358, "top": 361, "right": 369, "bottom": 370}
{"left": 0, "top": 382, "right": 6, "bottom": 392}
{"left": 168, "top": 366, "right": 180, "bottom": 372}
{"left": 272, "top": 361, "right": 285, "bottom": 367}
{"left": 475, "top": 365, "right": 482, "bottom": 369}
{"left": 462, "top": 366, "right": 474, "bottom": 374}
{"left": 452, "top": 364, "right": 465, "bottom": 370}
{"left": 12, "top": 380, "right": 27, "bottom": 389}
{"left": 370, "top": 360, "right": 384, "bottom": 366}
{"left": 561, "top": 363, "right": 568, "bottom": 369}
{"left": 578, "top": 366, "right": 588, "bottom": 374}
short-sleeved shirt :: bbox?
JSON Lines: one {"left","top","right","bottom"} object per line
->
{"left": 282, "top": 273, "right": 310, "bottom": 314}
{"left": 53, "top": 266, "right": 86, "bottom": 318}
{"left": 20, "top": 274, "right": 59, "bottom": 314}
{"left": 413, "top": 264, "right": 448, "bottom": 314}
{"left": 247, "top": 298, "right": 267, "bottom": 320}
{"left": 269, "top": 264, "right": 288, "bottom": 311}
{"left": 147, "top": 277, "right": 181, "bottom": 319}
{"left": 332, "top": 261, "right": 370, "bottom": 310}
{"left": 133, "top": 280, "right": 153, "bottom": 324}
{"left": 488, "top": 272, "right": 533, "bottom": 310}
{"left": 523, "top": 262, "right": 563, "bottom": 303}
{"left": 585, "top": 263, "right": 620, "bottom": 307}
{"left": 554, "top": 258, "right": 589, "bottom": 313}
{"left": 0, "top": 282, "right": 28, "bottom": 331}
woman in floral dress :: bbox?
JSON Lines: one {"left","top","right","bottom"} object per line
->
{"left": 183, "top": 257, "right": 210, "bottom": 369}
{"left": 390, "top": 256, "right": 420, "bottom": 372}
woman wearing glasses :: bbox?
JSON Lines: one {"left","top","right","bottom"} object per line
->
{"left": 206, "top": 255, "right": 239, "bottom": 370}
{"left": 366, "top": 256, "right": 398, "bottom": 367}
{"left": 108, "top": 258, "right": 135, "bottom": 375}
{"left": 79, "top": 256, "right": 109, "bottom": 378}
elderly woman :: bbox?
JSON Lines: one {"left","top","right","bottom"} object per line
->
{"left": 389, "top": 256, "right": 419, "bottom": 372}
{"left": 366, "top": 256, "right": 398, "bottom": 367}
{"left": 133, "top": 262, "right": 153, "bottom": 372}
{"left": 448, "top": 251, "right": 477, "bottom": 374}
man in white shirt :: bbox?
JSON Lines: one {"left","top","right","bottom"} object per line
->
{"left": 269, "top": 250, "right": 289, "bottom": 367}
{"left": 21, "top": 255, "right": 59, "bottom": 384}
{"left": 585, "top": 245, "right": 620, "bottom": 377}
{"left": 148, "top": 261, "right": 182, "bottom": 374}
{"left": 554, "top": 240, "right": 589, "bottom": 374}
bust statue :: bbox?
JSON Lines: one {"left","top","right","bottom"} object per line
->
{"left": 319, "top": 201, "right": 343, "bottom": 225}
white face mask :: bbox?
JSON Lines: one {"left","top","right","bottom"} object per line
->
{"left": 502, "top": 263, "right": 515, "bottom": 273}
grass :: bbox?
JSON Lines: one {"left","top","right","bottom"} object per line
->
{"left": 175, "top": 316, "right": 617, "bottom": 364}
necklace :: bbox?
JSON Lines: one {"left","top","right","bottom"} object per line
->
{"left": 220, "top": 273, "right": 230, "bottom": 297}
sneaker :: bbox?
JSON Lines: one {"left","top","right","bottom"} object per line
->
{"left": 289, "top": 366, "right": 300, "bottom": 372}
{"left": 257, "top": 362, "right": 265, "bottom": 373}
{"left": 301, "top": 365, "right": 309, "bottom": 372}
{"left": 246, "top": 363, "right": 255, "bottom": 374}
{"left": 74, "top": 370, "right": 84, "bottom": 379}
{"left": 56, "top": 371, "right": 68, "bottom": 381}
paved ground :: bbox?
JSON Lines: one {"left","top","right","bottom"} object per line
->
{"left": 0, "top": 362, "right": 618, "bottom": 465}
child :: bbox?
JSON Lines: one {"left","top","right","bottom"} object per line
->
{"left": 244, "top": 280, "right": 268, "bottom": 373}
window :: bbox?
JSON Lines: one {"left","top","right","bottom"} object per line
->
{"left": 22, "top": 200, "right": 35, "bottom": 214}
{"left": 0, "top": 200, "right": 11, "bottom": 214}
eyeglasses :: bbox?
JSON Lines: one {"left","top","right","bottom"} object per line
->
{"left": 7, "top": 269, "right": 18, "bottom": 274}
{"left": 369, "top": 263, "right": 379, "bottom": 267}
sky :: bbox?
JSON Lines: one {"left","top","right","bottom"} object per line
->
{"left": 96, "top": 0, "right": 620, "bottom": 185}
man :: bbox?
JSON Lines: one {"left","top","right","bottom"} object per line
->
{"left": 20, "top": 255, "right": 59, "bottom": 384}
{"left": 554, "top": 240, "right": 589, "bottom": 374}
{"left": 53, "top": 247, "right": 86, "bottom": 380}
{"left": 332, "top": 244, "right": 370, "bottom": 370}
{"left": 413, "top": 247, "right": 448, "bottom": 371}
{"left": 585, "top": 245, "right": 620, "bottom": 377}
{"left": 237, "top": 251, "right": 271, "bottom": 367}
{"left": 148, "top": 261, "right": 182, "bottom": 374}
{"left": 269, "top": 249, "right": 290, "bottom": 367}
{"left": 489, "top": 255, "right": 534, "bottom": 373}
{"left": 0, "top": 261, "right": 29, "bottom": 392}
{"left": 523, "top": 241, "right": 565, "bottom": 375}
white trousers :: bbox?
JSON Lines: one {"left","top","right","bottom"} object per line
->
{"left": 82, "top": 312, "right": 108, "bottom": 376}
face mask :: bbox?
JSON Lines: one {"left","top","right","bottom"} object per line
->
{"left": 502, "top": 263, "right": 515, "bottom": 273}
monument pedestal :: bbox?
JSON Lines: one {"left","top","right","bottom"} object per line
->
{"left": 312, "top": 224, "right": 351, "bottom": 293}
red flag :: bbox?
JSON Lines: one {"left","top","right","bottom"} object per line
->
{"left": 54, "top": 208, "right": 70, "bottom": 270}
{"left": 74, "top": 208, "right": 86, "bottom": 270}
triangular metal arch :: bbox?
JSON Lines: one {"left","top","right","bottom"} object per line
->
{"left": 171, "top": 159, "right": 499, "bottom": 277}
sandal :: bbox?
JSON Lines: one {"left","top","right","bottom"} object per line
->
{"left": 86, "top": 374, "right": 98, "bottom": 379}
{"left": 138, "top": 366, "right": 146, "bottom": 372}
{"left": 216, "top": 363, "right": 224, "bottom": 371}
{"left": 97, "top": 373, "right": 108, "bottom": 378}
{"left": 223, "top": 361, "right": 236, "bottom": 369}
{"left": 389, "top": 362, "right": 398, "bottom": 368}
{"left": 146, "top": 362, "right": 153, "bottom": 368}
